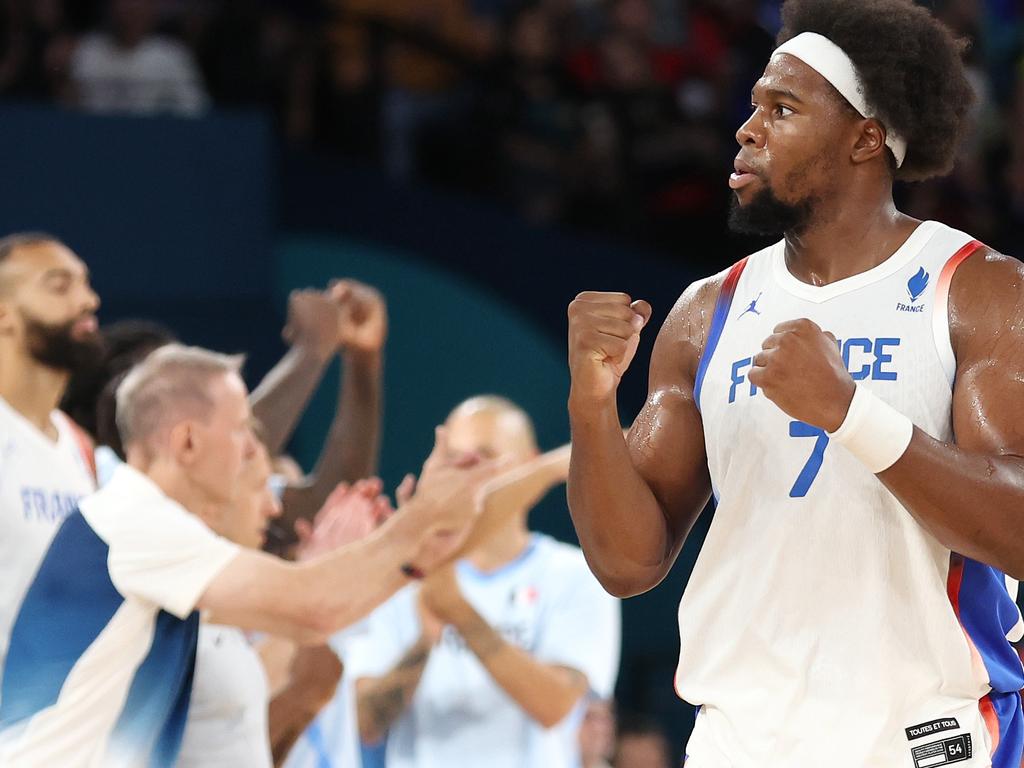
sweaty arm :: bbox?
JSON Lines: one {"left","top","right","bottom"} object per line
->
{"left": 566, "top": 281, "right": 720, "bottom": 597}
{"left": 747, "top": 250, "right": 1024, "bottom": 577}
{"left": 876, "top": 251, "right": 1024, "bottom": 576}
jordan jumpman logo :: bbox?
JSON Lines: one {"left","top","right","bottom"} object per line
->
{"left": 738, "top": 292, "right": 763, "bottom": 319}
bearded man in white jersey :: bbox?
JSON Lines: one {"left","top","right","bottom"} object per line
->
{"left": 567, "top": 1, "right": 1024, "bottom": 766}
{"left": 0, "top": 233, "right": 101, "bottom": 692}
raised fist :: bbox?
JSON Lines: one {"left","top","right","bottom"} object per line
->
{"left": 329, "top": 279, "right": 388, "bottom": 354}
{"left": 568, "top": 292, "right": 652, "bottom": 402}
{"left": 283, "top": 289, "right": 343, "bottom": 360}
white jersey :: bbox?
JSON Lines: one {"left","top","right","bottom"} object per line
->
{"left": 0, "top": 398, "right": 95, "bottom": 684}
{"left": 0, "top": 463, "right": 239, "bottom": 767}
{"left": 679, "top": 220, "right": 1024, "bottom": 768}
{"left": 177, "top": 625, "right": 272, "bottom": 768}
{"left": 345, "top": 534, "right": 621, "bottom": 768}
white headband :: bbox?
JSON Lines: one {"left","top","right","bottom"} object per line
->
{"left": 771, "top": 32, "right": 907, "bottom": 167}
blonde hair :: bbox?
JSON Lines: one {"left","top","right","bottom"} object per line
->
{"left": 116, "top": 344, "right": 244, "bottom": 452}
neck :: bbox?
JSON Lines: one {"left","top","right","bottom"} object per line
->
{"left": 783, "top": 186, "right": 918, "bottom": 286}
{"left": 468, "top": 514, "right": 532, "bottom": 573}
{"left": 0, "top": 348, "right": 68, "bottom": 437}
{"left": 131, "top": 454, "right": 224, "bottom": 526}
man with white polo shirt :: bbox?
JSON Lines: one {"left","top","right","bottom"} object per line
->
{"left": 0, "top": 232, "right": 101, "bottom": 696}
{"left": 348, "top": 397, "right": 621, "bottom": 768}
{"left": 0, "top": 345, "right": 501, "bottom": 767}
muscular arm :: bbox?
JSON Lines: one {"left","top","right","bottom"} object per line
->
{"left": 566, "top": 281, "right": 720, "bottom": 597}
{"left": 281, "top": 349, "right": 384, "bottom": 527}
{"left": 442, "top": 600, "right": 589, "bottom": 728}
{"left": 876, "top": 251, "right": 1024, "bottom": 576}
{"left": 355, "top": 637, "right": 433, "bottom": 744}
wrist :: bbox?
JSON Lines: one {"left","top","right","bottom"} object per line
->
{"left": 568, "top": 388, "right": 618, "bottom": 421}
{"left": 342, "top": 347, "right": 383, "bottom": 367}
{"left": 827, "top": 383, "right": 914, "bottom": 473}
{"left": 291, "top": 339, "right": 336, "bottom": 366}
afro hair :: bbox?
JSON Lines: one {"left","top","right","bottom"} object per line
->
{"left": 778, "top": 0, "right": 974, "bottom": 181}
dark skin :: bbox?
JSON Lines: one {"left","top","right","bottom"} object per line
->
{"left": 567, "top": 55, "right": 1024, "bottom": 599}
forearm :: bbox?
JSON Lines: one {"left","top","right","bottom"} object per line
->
{"left": 310, "top": 350, "right": 383, "bottom": 498}
{"left": 268, "top": 651, "right": 339, "bottom": 768}
{"left": 567, "top": 395, "right": 677, "bottom": 596}
{"left": 250, "top": 345, "right": 332, "bottom": 455}
{"left": 450, "top": 602, "right": 587, "bottom": 728}
{"left": 356, "top": 637, "right": 432, "bottom": 743}
{"left": 300, "top": 508, "right": 421, "bottom": 635}
{"left": 879, "top": 430, "right": 1024, "bottom": 577}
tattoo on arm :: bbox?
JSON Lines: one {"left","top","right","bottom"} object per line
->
{"left": 360, "top": 640, "right": 432, "bottom": 738}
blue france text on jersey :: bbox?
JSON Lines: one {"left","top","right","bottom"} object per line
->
{"left": 728, "top": 337, "right": 901, "bottom": 404}
{"left": 20, "top": 487, "right": 83, "bottom": 523}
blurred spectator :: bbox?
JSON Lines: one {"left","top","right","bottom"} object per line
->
{"left": 613, "top": 714, "right": 671, "bottom": 768}
{"left": 579, "top": 696, "right": 616, "bottom": 768}
{"left": 70, "top": 0, "right": 208, "bottom": 116}
{"left": 348, "top": 397, "right": 621, "bottom": 768}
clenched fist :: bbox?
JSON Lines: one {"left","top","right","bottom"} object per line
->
{"left": 748, "top": 319, "right": 856, "bottom": 432}
{"left": 568, "top": 292, "right": 652, "bottom": 402}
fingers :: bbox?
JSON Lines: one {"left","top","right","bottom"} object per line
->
{"left": 630, "top": 299, "right": 653, "bottom": 328}
{"left": 396, "top": 473, "right": 417, "bottom": 506}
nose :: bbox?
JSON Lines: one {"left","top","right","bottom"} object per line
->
{"left": 80, "top": 283, "right": 100, "bottom": 313}
{"left": 735, "top": 109, "right": 766, "bottom": 149}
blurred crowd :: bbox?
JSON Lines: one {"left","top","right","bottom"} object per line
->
{"left": 0, "top": 0, "right": 1021, "bottom": 252}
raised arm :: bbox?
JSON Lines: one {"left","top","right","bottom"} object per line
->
{"left": 747, "top": 249, "right": 1024, "bottom": 577}
{"left": 250, "top": 290, "right": 341, "bottom": 455}
{"left": 281, "top": 281, "right": 387, "bottom": 525}
{"left": 566, "top": 281, "right": 719, "bottom": 597}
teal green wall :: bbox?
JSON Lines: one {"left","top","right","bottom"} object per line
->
{"left": 276, "top": 236, "right": 577, "bottom": 543}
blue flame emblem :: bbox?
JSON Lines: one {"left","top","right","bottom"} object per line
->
{"left": 907, "top": 267, "right": 929, "bottom": 303}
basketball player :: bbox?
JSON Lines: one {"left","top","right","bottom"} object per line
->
{"left": 0, "top": 345, "right": 499, "bottom": 766}
{"left": 0, "top": 233, "right": 101, "bottom": 693}
{"left": 347, "top": 397, "right": 620, "bottom": 768}
{"left": 567, "top": 1, "right": 1024, "bottom": 766}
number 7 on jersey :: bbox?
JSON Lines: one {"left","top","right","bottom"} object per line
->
{"left": 788, "top": 421, "right": 830, "bottom": 498}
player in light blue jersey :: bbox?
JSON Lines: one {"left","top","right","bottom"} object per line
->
{"left": 567, "top": 1, "right": 1024, "bottom": 766}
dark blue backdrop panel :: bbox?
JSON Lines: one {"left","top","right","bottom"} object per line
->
{"left": 0, "top": 105, "right": 273, "bottom": 301}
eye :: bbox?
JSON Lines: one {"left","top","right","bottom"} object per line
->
{"left": 775, "top": 104, "right": 795, "bottom": 118}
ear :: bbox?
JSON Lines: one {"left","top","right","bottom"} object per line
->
{"left": 167, "top": 420, "right": 200, "bottom": 467}
{"left": 850, "top": 118, "right": 888, "bottom": 165}
{"left": 0, "top": 299, "right": 20, "bottom": 338}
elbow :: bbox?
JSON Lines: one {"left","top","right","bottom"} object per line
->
{"left": 583, "top": 555, "right": 663, "bottom": 598}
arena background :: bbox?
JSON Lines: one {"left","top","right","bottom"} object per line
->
{"left": 0, "top": 0, "right": 1020, "bottom": 760}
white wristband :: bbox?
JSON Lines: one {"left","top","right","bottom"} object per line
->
{"left": 827, "top": 383, "right": 914, "bottom": 473}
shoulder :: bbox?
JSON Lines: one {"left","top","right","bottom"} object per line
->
{"left": 947, "top": 245, "right": 1024, "bottom": 361}
{"left": 652, "top": 260, "right": 747, "bottom": 381}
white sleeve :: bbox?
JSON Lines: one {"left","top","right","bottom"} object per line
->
{"left": 106, "top": 501, "right": 239, "bottom": 620}
{"left": 534, "top": 556, "right": 621, "bottom": 698}
{"left": 342, "top": 588, "right": 418, "bottom": 680}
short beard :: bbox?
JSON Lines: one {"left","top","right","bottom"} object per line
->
{"left": 728, "top": 185, "right": 816, "bottom": 238}
{"left": 22, "top": 311, "right": 104, "bottom": 374}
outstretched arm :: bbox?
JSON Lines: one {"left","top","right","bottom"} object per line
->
{"left": 748, "top": 249, "right": 1024, "bottom": 577}
{"left": 199, "top": 431, "right": 504, "bottom": 642}
{"left": 567, "top": 280, "right": 720, "bottom": 597}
